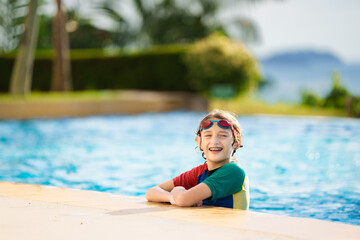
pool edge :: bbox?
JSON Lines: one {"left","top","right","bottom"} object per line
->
{"left": 0, "top": 181, "right": 359, "bottom": 240}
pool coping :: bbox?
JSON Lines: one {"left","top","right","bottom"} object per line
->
{"left": 1, "top": 181, "right": 359, "bottom": 240}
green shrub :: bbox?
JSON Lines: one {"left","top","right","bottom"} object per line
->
{"left": 301, "top": 90, "right": 322, "bottom": 107}
{"left": 323, "top": 72, "right": 350, "bottom": 109}
{"left": 298, "top": 72, "right": 360, "bottom": 117}
{"left": 348, "top": 96, "right": 360, "bottom": 117}
{"left": 183, "top": 33, "right": 261, "bottom": 95}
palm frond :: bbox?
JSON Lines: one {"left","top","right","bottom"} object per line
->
{"left": 232, "top": 17, "right": 260, "bottom": 43}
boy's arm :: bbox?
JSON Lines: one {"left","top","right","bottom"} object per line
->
{"left": 171, "top": 183, "right": 212, "bottom": 207}
{"left": 146, "top": 180, "right": 175, "bottom": 203}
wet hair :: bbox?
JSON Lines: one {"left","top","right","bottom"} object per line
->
{"left": 196, "top": 109, "right": 243, "bottom": 151}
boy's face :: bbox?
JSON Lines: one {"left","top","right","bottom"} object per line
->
{"left": 196, "top": 118, "right": 238, "bottom": 169}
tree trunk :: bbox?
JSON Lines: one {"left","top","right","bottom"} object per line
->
{"left": 9, "top": 0, "right": 39, "bottom": 95}
{"left": 51, "top": 0, "right": 72, "bottom": 91}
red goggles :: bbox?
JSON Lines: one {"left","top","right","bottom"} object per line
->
{"left": 200, "top": 119, "right": 234, "bottom": 132}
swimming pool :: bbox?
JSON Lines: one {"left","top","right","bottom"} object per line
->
{"left": 0, "top": 111, "right": 359, "bottom": 225}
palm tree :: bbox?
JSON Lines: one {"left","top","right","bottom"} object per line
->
{"left": 9, "top": 0, "right": 39, "bottom": 95}
{"left": 51, "top": 0, "right": 72, "bottom": 91}
{"left": 8, "top": 0, "right": 72, "bottom": 95}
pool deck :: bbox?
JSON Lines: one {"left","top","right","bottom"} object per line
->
{"left": 1, "top": 181, "right": 359, "bottom": 240}
{"left": 0, "top": 90, "right": 208, "bottom": 120}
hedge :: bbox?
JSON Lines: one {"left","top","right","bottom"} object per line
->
{"left": 0, "top": 45, "right": 192, "bottom": 92}
{"left": 0, "top": 39, "right": 261, "bottom": 95}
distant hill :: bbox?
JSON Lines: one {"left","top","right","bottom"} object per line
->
{"left": 261, "top": 50, "right": 343, "bottom": 66}
{"left": 257, "top": 50, "right": 360, "bottom": 103}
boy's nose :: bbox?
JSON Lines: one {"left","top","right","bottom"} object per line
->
{"left": 210, "top": 136, "right": 220, "bottom": 144}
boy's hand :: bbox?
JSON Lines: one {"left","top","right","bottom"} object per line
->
{"left": 169, "top": 194, "right": 176, "bottom": 205}
{"left": 170, "top": 186, "right": 187, "bottom": 206}
{"left": 170, "top": 187, "right": 203, "bottom": 207}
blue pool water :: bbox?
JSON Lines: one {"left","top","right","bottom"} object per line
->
{"left": 0, "top": 111, "right": 359, "bottom": 225}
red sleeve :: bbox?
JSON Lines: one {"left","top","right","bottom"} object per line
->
{"left": 172, "top": 163, "right": 208, "bottom": 190}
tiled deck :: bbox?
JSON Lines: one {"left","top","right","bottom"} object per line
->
{"left": 1, "top": 181, "right": 359, "bottom": 240}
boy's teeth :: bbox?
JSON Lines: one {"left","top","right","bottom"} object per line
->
{"left": 210, "top": 147, "right": 222, "bottom": 151}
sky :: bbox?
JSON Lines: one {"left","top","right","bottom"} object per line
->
{"left": 239, "top": 0, "right": 360, "bottom": 63}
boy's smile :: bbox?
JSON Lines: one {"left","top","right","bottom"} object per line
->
{"left": 209, "top": 147, "right": 223, "bottom": 152}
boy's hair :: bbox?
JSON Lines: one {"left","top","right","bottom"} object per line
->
{"left": 196, "top": 109, "right": 243, "bottom": 149}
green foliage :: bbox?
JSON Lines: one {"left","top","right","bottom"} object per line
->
{"left": 300, "top": 72, "right": 359, "bottom": 117}
{"left": 93, "top": 0, "right": 139, "bottom": 48}
{"left": 350, "top": 97, "right": 360, "bottom": 117}
{"left": 137, "top": 0, "right": 217, "bottom": 45}
{"left": 323, "top": 72, "right": 350, "bottom": 109}
{"left": 0, "top": 0, "right": 28, "bottom": 53}
{"left": 98, "top": 0, "right": 260, "bottom": 48}
{"left": 301, "top": 90, "right": 322, "bottom": 107}
{"left": 0, "top": 46, "right": 191, "bottom": 92}
{"left": 37, "top": 8, "right": 113, "bottom": 50}
{"left": 1, "top": 0, "right": 261, "bottom": 52}
{"left": 97, "top": 0, "right": 218, "bottom": 47}
{"left": 37, "top": 14, "right": 52, "bottom": 49}
{"left": 69, "top": 24, "right": 112, "bottom": 49}
{"left": 183, "top": 33, "right": 261, "bottom": 95}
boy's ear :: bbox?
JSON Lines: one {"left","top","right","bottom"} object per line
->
{"left": 195, "top": 135, "right": 202, "bottom": 150}
{"left": 233, "top": 134, "right": 242, "bottom": 149}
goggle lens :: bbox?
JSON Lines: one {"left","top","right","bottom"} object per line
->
{"left": 202, "top": 120, "right": 213, "bottom": 129}
{"left": 218, "top": 119, "right": 232, "bottom": 128}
